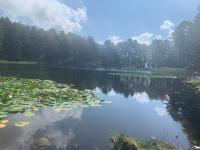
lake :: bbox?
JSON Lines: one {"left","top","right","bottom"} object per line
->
{"left": 0, "top": 64, "right": 199, "bottom": 150}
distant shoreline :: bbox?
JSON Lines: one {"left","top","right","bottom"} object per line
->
{"left": 0, "top": 61, "right": 37, "bottom": 65}
{"left": 0, "top": 62, "right": 186, "bottom": 74}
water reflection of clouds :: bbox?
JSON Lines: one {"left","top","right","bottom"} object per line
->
{"left": 44, "top": 127, "right": 75, "bottom": 149}
{"left": 107, "top": 89, "right": 117, "bottom": 97}
{"left": 132, "top": 92, "right": 150, "bottom": 104}
{"left": 132, "top": 92, "right": 167, "bottom": 117}
{"left": 154, "top": 106, "right": 167, "bottom": 116}
{"left": 2, "top": 108, "right": 83, "bottom": 150}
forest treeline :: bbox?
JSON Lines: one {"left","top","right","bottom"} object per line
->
{"left": 0, "top": 7, "right": 200, "bottom": 68}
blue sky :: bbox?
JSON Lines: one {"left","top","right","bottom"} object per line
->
{"left": 79, "top": 0, "right": 200, "bottom": 42}
{"left": 0, "top": 0, "right": 199, "bottom": 43}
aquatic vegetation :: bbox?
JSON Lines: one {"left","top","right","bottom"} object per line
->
{"left": 0, "top": 112, "right": 8, "bottom": 119}
{"left": 0, "top": 76, "right": 102, "bottom": 120}
{"left": 24, "top": 112, "right": 36, "bottom": 117}
{"left": 15, "top": 121, "right": 30, "bottom": 127}
{"left": 109, "top": 135, "right": 182, "bottom": 150}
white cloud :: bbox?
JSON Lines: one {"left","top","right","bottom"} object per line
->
{"left": 154, "top": 106, "right": 167, "bottom": 117}
{"left": 131, "top": 32, "right": 162, "bottom": 45}
{"left": 160, "top": 20, "right": 175, "bottom": 38}
{"left": 107, "top": 36, "right": 123, "bottom": 45}
{"left": 0, "top": 0, "right": 87, "bottom": 33}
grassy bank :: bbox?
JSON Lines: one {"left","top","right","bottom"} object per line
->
{"left": 109, "top": 72, "right": 178, "bottom": 78}
{"left": 185, "top": 77, "right": 200, "bottom": 93}
{"left": 109, "top": 67, "right": 186, "bottom": 78}
{"left": 109, "top": 135, "right": 182, "bottom": 150}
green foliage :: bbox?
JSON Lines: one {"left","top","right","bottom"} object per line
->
{"left": 0, "top": 17, "right": 160, "bottom": 68}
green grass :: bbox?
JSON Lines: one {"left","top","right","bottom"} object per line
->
{"left": 124, "top": 67, "right": 185, "bottom": 73}
{"left": 149, "top": 67, "right": 185, "bottom": 75}
{"left": 110, "top": 135, "right": 182, "bottom": 150}
{"left": 0, "top": 76, "right": 101, "bottom": 119}
{"left": 109, "top": 67, "right": 186, "bottom": 78}
{"left": 109, "top": 72, "right": 178, "bottom": 78}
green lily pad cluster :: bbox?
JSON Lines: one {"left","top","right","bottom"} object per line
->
{"left": 0, "top": 76, "right": 101, "bottom": 119}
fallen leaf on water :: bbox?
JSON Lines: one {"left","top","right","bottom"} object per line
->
{"left": 0, "top": 123, "right": 6, "bottom": 128}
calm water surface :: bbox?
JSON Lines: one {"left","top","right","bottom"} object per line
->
{"left": 0, "top": 64, "right": 200, "bottom": 150}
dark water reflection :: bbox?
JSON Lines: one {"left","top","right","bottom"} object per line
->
{"left": 0, "top": 64, "right": 200, "bottom": 149}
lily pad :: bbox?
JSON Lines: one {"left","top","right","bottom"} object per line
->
{"left": 0, "top": 114, "right": 7, "bottom": 119}
{"left": 15, "top": 121, "right": 30, "bottom": 127}
{"left": 24, "top": 112, "right": 36, "bottom": 117}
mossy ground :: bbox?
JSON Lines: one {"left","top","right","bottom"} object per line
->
{"left": 110, "top": 135, "right": 182, "bottom": 150}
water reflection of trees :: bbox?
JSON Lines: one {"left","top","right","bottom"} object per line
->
{"left": 166, "top": 82, "right": 200, "bottom": 147}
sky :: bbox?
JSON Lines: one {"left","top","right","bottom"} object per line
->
{"left": 0, "top": 0, "right": 199, "bottom": 45}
